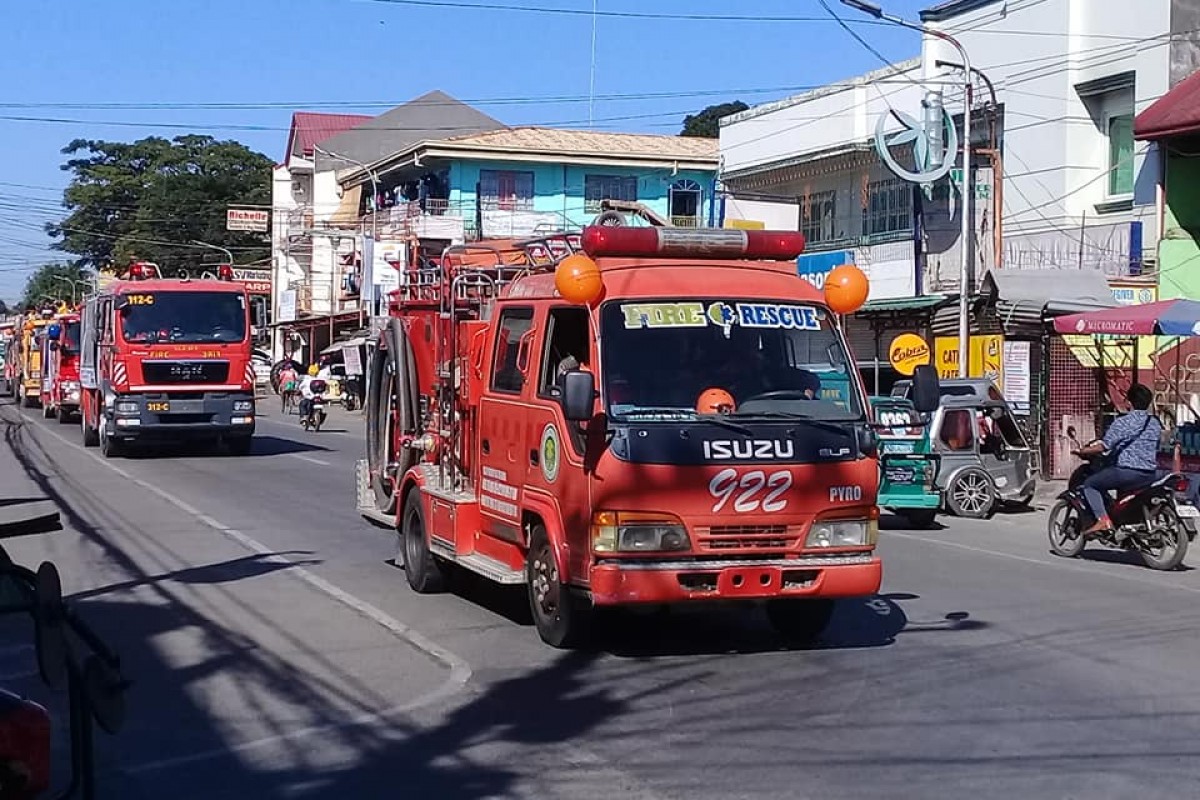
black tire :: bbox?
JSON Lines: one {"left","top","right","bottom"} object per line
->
{"left": 226, "top": 436, "right": 253, "bottom": 456}
{"left": 765, "top": 599, "right": 836, "bottom": 644}
{"left": 99, "top": 417, "right": 122, "bottom": 459}
{"left": 43, "top": 401, "right": 54, "bottom": 419}
{"left": 1140, "top": 504, "right": 1189, "bottom": 571}
{"left": 903, "top": 509, "right": 938, "bottom": 529}
{"left": 81, "top": 408, "right": 99, "bottom": 447}
{"left": 526, "top": 524, "right": 590, "bottom": 648}
{"left": 57, "top": 406, "right": 72, "bottom": 425}
{"left": 946, "top": 468, "right": 997, "bottom": 519}
{"left": 401, "top": 490, "right": 447, "bottom": 594}
{"left": 1047, "top": 499, "right": 1086, "bottom": 558}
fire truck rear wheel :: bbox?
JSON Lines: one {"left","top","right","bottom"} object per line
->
{"left": 765, "top": 599, "right": 836, "bottom": 644}
{"left": 526, "top": 524, "right": 590, "bottom": 649}
{"left": 43, "top": 402, "right": 54, "bottom": 419}
{"left": 57, "top": 406, "right": 72, "bottom": 425}
{"left": 99, "top": 418, "right": 123, "bottom": 458}
{"left": 401, "top": 489, "right": 447, "bottom": 594}
{"left": 81, "top": 411, "right": 98, "bottom": 447}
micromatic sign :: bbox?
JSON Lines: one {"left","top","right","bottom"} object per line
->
{"left": 797, "top": 250, "right": 853, "bottom": 290}
{"left": 1073, "top": 317, "right": 1139, "bottom": 335}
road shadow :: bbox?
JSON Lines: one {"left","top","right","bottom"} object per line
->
{"left": 880, "top": 513, "right": 948, "bottom": 531}
{"left": 1077, "top": 547, "right": 1195, "bottom": 572}
{"left": 121, "top": 435, "right": 333, "bottom": 459}
{"left": 69, "top": 552, "right": 323, "bottom": 601}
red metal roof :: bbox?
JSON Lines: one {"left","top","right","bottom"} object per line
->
{"left": 1135, "top": 70, "right": 1200, "bottom": 140}
{"left": 287, "top": 112, "right": 372, "bottom": 160}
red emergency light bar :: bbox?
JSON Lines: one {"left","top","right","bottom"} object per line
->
{"left": 217, "top": 264, "right": 234, "bottom": 281}
{"left": 579, "top": 225, "right": 806, "bottom": 261}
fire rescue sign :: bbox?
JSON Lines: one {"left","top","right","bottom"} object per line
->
{"left": 620, "top": 302, "right": 822, "bottom": 331}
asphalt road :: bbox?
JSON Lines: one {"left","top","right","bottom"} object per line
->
{"left": 4, "top": 396, "right": 1200, "bottom": 799}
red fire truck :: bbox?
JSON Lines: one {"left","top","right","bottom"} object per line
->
{"left": 79, "top": 261, "right": 258, "bottom": 457}
{"left": 38, "top": 307, "right": 83, "bottom": 423}
{"left": 356, "top": 225, "right": 940, "bottom": 647}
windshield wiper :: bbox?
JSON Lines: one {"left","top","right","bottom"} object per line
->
{"left": 733, "top": 411, "right": 857, "bottom": 436}
{"left": 619, "top": 408, "right": 753, "bottom": 435}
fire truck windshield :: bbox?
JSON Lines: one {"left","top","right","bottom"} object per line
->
{"left": 62, "top": 321, "right": 81, "bottom": 349}
{"left": 601, "top": 297, "right": 862, "bottom": 422}
{"left": 119, "top": 291, "right": 246, "bottom": 344}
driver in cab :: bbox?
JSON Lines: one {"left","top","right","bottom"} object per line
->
{"left": 1074, "top": 383, "right": 1163, "bottom": 535}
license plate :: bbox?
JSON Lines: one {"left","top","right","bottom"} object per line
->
{"left": 1177, "top": 504, "right": 1200, "bottom": 519}
{"left": 147, "top": 401, "right": 170, "bottom": 412}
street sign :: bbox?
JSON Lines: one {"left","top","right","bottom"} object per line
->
{"left": 226, "top": 208, "right": 269, "bottom": 232}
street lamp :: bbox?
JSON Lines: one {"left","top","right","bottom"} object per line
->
{"left": 841, "top": 0, "right": 974, "bottom": 378}
{"left": 313, "top": 144, "right": 382, "bottom": 329}
{"left": 50, "top": 276, "right": 84, "bottom": 305}
{"left": 192, "top": 239, "right": 235, "bottom": 265}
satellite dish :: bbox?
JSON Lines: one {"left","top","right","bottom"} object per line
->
{"left": 33, "top": 562, "right": 67, "bottom": 690}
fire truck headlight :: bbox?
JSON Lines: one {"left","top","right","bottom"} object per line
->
{"left": 591, "top": 512, "right": 691, "bottom": 554}
{"left": 115, "top": 401, "right": 139, "bottom": 414}
{"left": 806, "top": 519, "right": 877, "bottom": 549}
{"left": 232, "top": 400, "right": 254, "bottom": 412}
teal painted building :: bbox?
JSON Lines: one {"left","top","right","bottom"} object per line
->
{"left": 340, "top": 127, "right": 720, "bottom": 238}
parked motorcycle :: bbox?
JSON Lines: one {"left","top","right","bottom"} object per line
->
{"left": 0, "top": 500, "right": 127, "bottom": 798}
{"left": 1048, "top": 427, "right": 1198, "bottom": 570}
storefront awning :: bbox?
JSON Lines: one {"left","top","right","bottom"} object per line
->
{"left": 1135, "top": 69, "right": 1200, "bottom": 140}
{"left": 857, "top": 295, "right": 949, "bottom": 315}
{"left": 982, "top": 269, "right": 1115, "bottom": 333}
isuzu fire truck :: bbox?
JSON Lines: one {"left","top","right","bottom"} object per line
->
{"left": 356, "top": 225, "right": 940, "bottom": 647}
{"left": 79, "top": 261, "right": 258, "bottom": 457}
{"left": 38, "top": 306, "right": 83, "bottom": 423}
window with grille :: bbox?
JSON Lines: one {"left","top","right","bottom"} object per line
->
{"left": 480, "top": 170, "right": 534, "bottom": 211}
{"left": 862, "top": 179, "right": 913, "bottom": 237}
{"left": 801, "top": 190, "right": 837, "bottom": 245}
{"left": 584, "top": 175, "right": 638, "bottom": 213}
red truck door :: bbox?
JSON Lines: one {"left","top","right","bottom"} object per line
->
{"left": 476, "top": 306, "right": 537, "bottom": 545}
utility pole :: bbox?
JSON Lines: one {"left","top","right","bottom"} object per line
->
{"left": 842, "top": 0, "right": 974, "bottom": 378}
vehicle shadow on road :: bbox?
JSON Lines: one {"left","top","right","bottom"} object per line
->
{"left": 67, "top": 552, "right": 323, "bottom": 601}
{"left": 1077, "top": 547, "right": 1195, "bottom": 571}
{"left": 122, "top": 435, "right": 335, "bottom": 459}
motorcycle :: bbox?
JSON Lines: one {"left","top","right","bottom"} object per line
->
{"left": 301, "top": 380, "right": 327, "bottom": 432}
{"left": 1048, "top": 426, "right": 1198, "bottom": 570}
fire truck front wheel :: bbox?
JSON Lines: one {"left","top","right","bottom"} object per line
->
{"left": 527, "top": 524, "right": 591, "bottom": 649}
{"left": 98, "top": 418, "right": 123, "bottom": 458}
{"left": 401, "top": 490, "right": 448, "bottom": 594}
{"left": 764, "top": 599, "right": 836, "bottom": 644}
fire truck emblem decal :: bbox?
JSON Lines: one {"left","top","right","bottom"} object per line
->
{"left": 540, "top": 424, "right": 561, "bottom": 483}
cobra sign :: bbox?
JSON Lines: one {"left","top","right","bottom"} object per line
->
{"left": 874, "top": 107, "right": 959, "bottom": 185}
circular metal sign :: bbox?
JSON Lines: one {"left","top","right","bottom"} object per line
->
{"left": 874, "top": 107, "right": 959, "bottom": 185}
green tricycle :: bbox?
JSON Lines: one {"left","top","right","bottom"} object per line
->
{"left": 869, "top": 395, "right": 942, "bottom": 528}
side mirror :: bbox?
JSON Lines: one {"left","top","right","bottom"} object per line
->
{"left": 910, "top": 364, "right": 941, "bottom": 414}
{"left": 49, "top": 341, "right": 59, "bottom": 352}
{"left": 561, "top": 370, "right": 595, "bottom": 422}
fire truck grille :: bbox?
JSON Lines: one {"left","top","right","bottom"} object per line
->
{"left": 694, "top": 524, "right": 801, "bottom": 551}
{"left": 142, "top": 361, "right": 230, "bottom": 384}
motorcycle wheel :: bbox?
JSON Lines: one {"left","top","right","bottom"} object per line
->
{"left": 1140, "top": 504, "right": 1188, "bottom": 571}
{"left": 1048, "top": 499, "right": 1086, "bottom": 558}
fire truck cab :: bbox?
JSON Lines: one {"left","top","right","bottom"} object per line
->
{"left": 39, "top": 307, "right": 83, "bottom": 423}
{"left": 79, "top": 261, "right": 258, "bottom": 457}
{"left": 357, "top": 225, "right": 940, "bottom": 647}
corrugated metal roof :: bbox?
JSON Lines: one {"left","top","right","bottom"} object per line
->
{"left": 439, "top": 126, "right": 719, "bottom": 161}
{"left": 316, "top": 90, "right": 507, "bottom": 170}
{"left": 1135, "top": 68, "right": 1200, "bottom": 140}
{"left": 288, "top": 112, "right": 372, "bottom": 160}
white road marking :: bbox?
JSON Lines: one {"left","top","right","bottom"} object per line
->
{"left": 887, "top": 530, "right": 1200, "bottom": 596}
{"left": 11, "top": 406, "right": 474, "bottom": 760}
{"left": 288, "top": 453, "right": 331, "bottom": 466}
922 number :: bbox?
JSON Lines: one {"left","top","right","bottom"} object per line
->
{"left": 708, "top": 468, "right": 793, "bottom": 513}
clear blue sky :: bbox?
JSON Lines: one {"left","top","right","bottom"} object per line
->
{"left": 0, "top": 0, "right": 931, "bottom": 300}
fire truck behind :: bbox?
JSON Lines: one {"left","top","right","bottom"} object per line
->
{"left": 79, "top": 262, "right": 258, "bottom": 457}
{"left": 13, "top": 312, "right": 52, "bottom": 409}
{"left": 38, "top": 307, "right": 83, "bottom": 424}
{"left": 356, "top": 224, "right": 941, "bottom": 648}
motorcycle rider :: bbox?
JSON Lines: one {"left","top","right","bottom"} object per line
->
{"left": 298, "top": 373, "right": 326, "bottom": 425}
{"left": 1074, "top": 383, "right": 1163, "bottom": 535}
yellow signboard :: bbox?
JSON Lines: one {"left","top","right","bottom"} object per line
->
{"left": 723, "top": 219, "right": 765, "bottom": 230}
{"left": 888, "top": 333, "right": 931, "bottom": 376}
{"left": 933, "top": 334, "right": 1004, "bottom": 389}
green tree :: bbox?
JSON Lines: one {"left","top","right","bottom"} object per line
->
{"left": 680, "top": 101, "right": 750, "bottom": 138}
{"left": 20, "top": 263, "right": 93, "bottom": 310}
{"left": 47, "top": 135, "right": 273, "bottom": 273}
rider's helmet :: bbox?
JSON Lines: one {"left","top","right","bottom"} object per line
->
{"left": 696, "top": 387, "right": 736, "bottom": 415}
{"left": 307, "top": 364, "right": 319, "bottom": 376}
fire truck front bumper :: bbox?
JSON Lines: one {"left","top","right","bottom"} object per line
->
{"left": 587, "top": 553, "right": 882, "bottom": 606}
{"left": 109, "top": 393, "right": 256, "bottom": 439}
